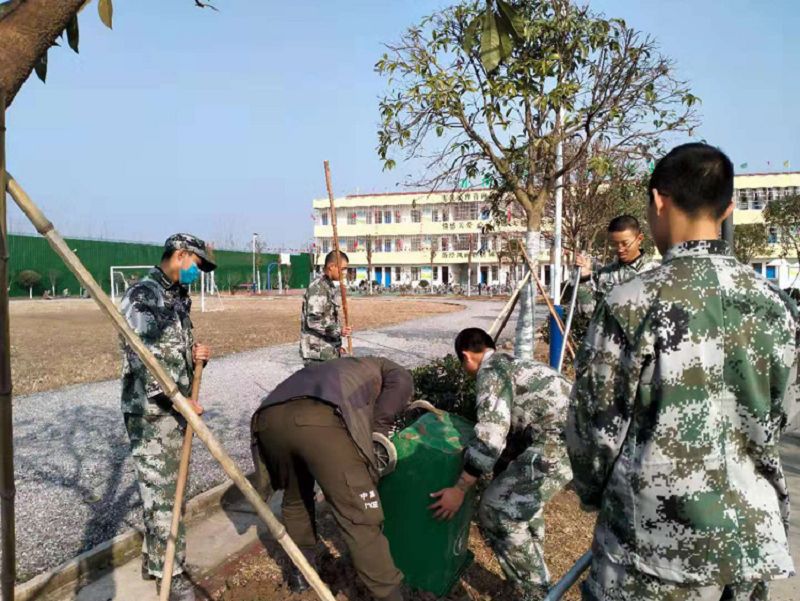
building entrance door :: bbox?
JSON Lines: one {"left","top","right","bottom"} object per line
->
{"left": 441, "top": 266, "right": 450, "bottom": 285}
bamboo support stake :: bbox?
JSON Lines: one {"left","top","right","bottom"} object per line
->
{"left": 518, "top": 245, "right": 576, "bottom": 360}
{"left": 0, "top": 89, "right": 15, "bottom": 601}
{"left": 323, "top": 161, "right": 352, "bottom": 355}
{"left": 160, "top": 361, "right": 204, "bottom": 601}
{"left": 488, "top": 271, "right": 531, "bottom": 343}
{"left": 5, "top": 175, "right": 336, "bottom": 601}
{"left": 557, "top": 267, "right": 582, "bottom": 373}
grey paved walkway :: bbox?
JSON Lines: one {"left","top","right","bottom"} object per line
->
{"left": 4, "top": 298, "right": 528, "bottom": 581}
{"left": 773, "top": 434, "right": 800, "bottom": 600}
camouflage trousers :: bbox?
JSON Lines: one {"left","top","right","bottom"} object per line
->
{"left": 124, "top": 412, "right": 187, "bottom": 579}
{"left": 477, "top": 447, "right": 572, "bottom": 599}
{"left": 582, "top": 554, "right": 769, "bottom": 601}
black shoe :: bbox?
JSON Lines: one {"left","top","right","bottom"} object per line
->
{"left": 157, "top": 573, "right": 196, "bottom": 601}
{"left": 287, "top": 564, "right": 311, "bottom": 593}
{"left": 141, "top": 557, "right": 155, "bottom": 581}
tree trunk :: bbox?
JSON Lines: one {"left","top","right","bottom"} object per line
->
{"left": 514, "top": 229, "right": 541, "bottom": 358}
{"left": 0, "top": 0, "right": 86, "bottom": 107}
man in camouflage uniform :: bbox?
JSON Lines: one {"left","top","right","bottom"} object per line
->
{"left": 120, "top": 233, "right": 216, "bottom": 601}
{"left": 568, "top": 143, "right": 799, "bottom": 601}
{"left": 300, "top": 250, "right": 352, "bottom": 364}
{"left": 429, "top": 328, "right": 573, "bottom": 601}
{"left": 574, "top": 215, "right": 659, "bottom": 318}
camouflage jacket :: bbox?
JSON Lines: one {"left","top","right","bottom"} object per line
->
{"left": 568, "top": 240, "right": 799, "bottom": 585}
{"left": 464, "top": 351, "right": 572, "bottom": 478}
{"left": 299, "top": 274, "right": 342, "bottom": 361}
{"left": 577, "top": 254, "right": 660, "bottom": 317}
{"left": 120, "top": 267, "right": 195, "bottom": 415}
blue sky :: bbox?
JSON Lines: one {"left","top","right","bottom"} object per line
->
{"left": 6, "top": 0, "right": 797, "bottom": 250}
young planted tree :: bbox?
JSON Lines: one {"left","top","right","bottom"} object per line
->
{"left": 376, "top": 0, "right": 698, "bottom": 350}
{"left": 733, "top": 223, "right": 770, "bottom": 266}
{"left": 16, "top": 269, "right": 41, "bottom": 298}
{"left": 365, "top": 235, "right": 374, "bottom": 294}
{"left": 764, "top": 195, "right": 800, "bottom": 271}
{"left": 428, "top": 240, "right": 438, "bottom": 286}
{"left": 47, "top": 268, "right": 60, "bottom": 295}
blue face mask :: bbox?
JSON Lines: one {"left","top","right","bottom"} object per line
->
{"left": 179, "top": 262, "right": 201, "bottom": 285}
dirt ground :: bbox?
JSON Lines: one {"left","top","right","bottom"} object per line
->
{"left": 8, "top": 296, "right": 462, "bottom": 397}
{"left": 200, "top": 486, "right": 595, "bottom": 601}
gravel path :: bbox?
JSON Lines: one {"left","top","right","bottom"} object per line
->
{"left": 5, "top": 298, "right": 541, "bottom": 581}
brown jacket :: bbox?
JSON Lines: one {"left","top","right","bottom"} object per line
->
{"left": 250, "top": 356, "right": 413, "bottom": 492}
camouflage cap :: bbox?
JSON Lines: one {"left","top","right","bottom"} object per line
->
{"left": 164, "top": 233, "right": 217, "bottom": 272}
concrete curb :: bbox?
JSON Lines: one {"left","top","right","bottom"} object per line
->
{"left": 14, "top": 478, "right": 238, "bottom": 601}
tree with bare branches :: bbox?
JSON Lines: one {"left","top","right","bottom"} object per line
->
{"left": 365, "top": 235, "right": 374, "bottom": 294}
{"left": 543, "top": 142, "right": 652, "bottom": 263}
{"left": 376, "top": 0, "right": 698, "bottom": 349}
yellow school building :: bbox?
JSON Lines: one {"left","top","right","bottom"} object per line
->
{"left": 311, "top": 171, "right": 800, "bottom": 289}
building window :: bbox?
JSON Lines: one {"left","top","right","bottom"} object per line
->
{"left": 453, "top": 202, "right": 478, "bottom": 221}
{"left": 322, "top": 239, "right": 330, "bottom": 253}
{"left": 752, "top": 190, "right": 765, "bottom": 210}
{"left": 395, "top": 210, "right": 402, "bottom": 223}
{"left": 453, "top": 234, "right": 474, "bottom": 251}
{"left": 441, "top": 237, "right": 449, "bottom": 251}
{"left": 395, "top": 266, "right": 402, "bottom": 280}
{"left": 411, "top": 209, "right": 421, "bottom": 223}
{"left": 411, "top": 267, "right": 420, "bottom": 280}
{"left": 347, "top": 267, "right": 356, "bottom": 282}
{"left": 384, "top": 210, "right": 393, "bottom": 224}
{"left": 384, "top": 239, "right": 392, "bottom": 252}
{"left": 433, "top": 266, "right": 439, "bottom": 280}
{"left": 432, "top": 209, "right": 440, "bottom": 222}
{"left": 766, "top": 265, "right": 777, "bottom": 281}
{"left": 347, "top": 238, "right": 357, "bottom": 252}
{"left": 410, "top": 237, "right": 422, "bottom": 251}
{"left": 768, "top": 226, "right": 779, "bottom": 244}
{"left": 737, "top": 193, "right": 749, "bottom": 211}
{"left": 492, "top": 265, "right": 499, "bottom": 281}
{"left": 374, "top": 210, "right": 383, "bottom": 224}
{"left": 347, "top": 212, "right": 357, "bottom": 225}
{"left": 395, "top": 238, "right": 404, "bottom": 251}
{"left": 752, "top": 263, "right": 763, "bottom": 274}
{"left": 365, "top": 210, "right": 373, "bottom": 224}
{"left": 321, "top": 211, "right": 329, "bottom": 226}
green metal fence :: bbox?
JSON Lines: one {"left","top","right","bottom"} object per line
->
{"left": 7, "top": 233, "right": 311, "bottom": 297}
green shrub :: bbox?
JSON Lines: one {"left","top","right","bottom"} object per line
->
{"left": 398, "top": 355, "right": 476, "bottom": 431}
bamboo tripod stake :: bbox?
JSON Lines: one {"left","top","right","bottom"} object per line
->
{"left": 159, "top": 361, "right": 204, "bottom": 601}
{"left": 323, "top": 161, "right": 353, "bottom": 355}
{"left": 488, "top": 271, "right": 531, "bottom": 342}
{"left": 518, "top": 245, "right": 576, "bottom": 360}
{"left": 5, "top": 175, "right": 337, "bottom": 601}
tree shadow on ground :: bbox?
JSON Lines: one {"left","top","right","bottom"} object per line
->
{"left": 12, "top": 404, "right": 141, "bottom": 599}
